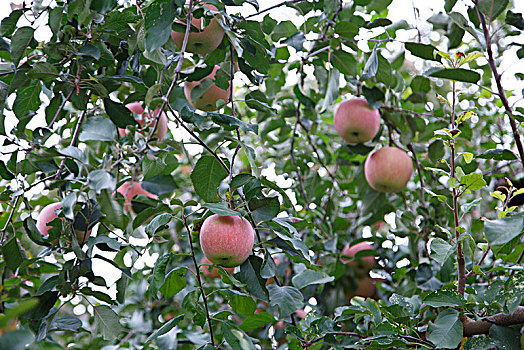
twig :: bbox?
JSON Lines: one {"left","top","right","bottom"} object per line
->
{"left": 49, "top": 88, "right": 74, "bottom": 128}
{"left": 227, "top": 44, "right": 241, "bottom": 209}
{"left": 408, "top": 143, "right": 425, "bottom": 207}
{"left": 475, "top": 2, "right": 524, "bottom": 170}
{"left": 0, "top": 195, "right": 20, "bottom": 244}
{"left": 465, "top": 245, "right": 490, "bottom": 279}
{"left": 245, "top": 0, "right": 305, "bottom": 19}
{"left": 181, "top": 214, "right": 215, "bottom": 346}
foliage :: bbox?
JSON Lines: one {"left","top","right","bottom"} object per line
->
{"left": 0, "top": 0, "right": 524, "bottom": 349}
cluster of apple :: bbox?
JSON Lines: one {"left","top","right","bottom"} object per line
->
{"left": 334, "top": 98, "right": 413, "bottom": 193}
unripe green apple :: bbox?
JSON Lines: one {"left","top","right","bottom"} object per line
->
{"left": 341, "top": 242, "right": 376, "bottom": 272}
{"left": 364, "top": 146, "right": 413, "bottom": 192}
{"left": 116, "top": 181, "right": 158, "bottom": 213}
{"left": 199, "top": 214, "right": 254, "bottom": 268}
{"left": 200, "top": 256, "right": 234, "bottom": 278}
{"left": 333, "top": 98, "right": 380, "bottom": 144}
{"left": 171, "top": 4, "right": 224, "bottom": 55}
{"left": 184, "top": 65, "right": 230, "bottom": 111}
{"left": 118, "top": 102, "right": 168, "bottom": 141}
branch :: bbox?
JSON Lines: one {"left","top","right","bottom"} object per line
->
{"left": 462, "top": 307, "right": 524, "bottom": 337}
{"left": 48, "top": 88, "right": 74, "bottom": 128}
{"left": 407, "top": 143, "right": 426, "bottom": 207}
{"left": 245, "top": 0, "right": 305, "bottom": 19}
{"left": 475, "top": 2, "right": 524, "bottom": 170}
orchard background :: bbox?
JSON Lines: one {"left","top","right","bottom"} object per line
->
{"left": 1, "top": 0, "right": 524, "bottom": 349}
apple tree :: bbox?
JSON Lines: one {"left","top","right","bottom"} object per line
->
{"left": 1, "top": 0, "right": 524, "bottom": 349}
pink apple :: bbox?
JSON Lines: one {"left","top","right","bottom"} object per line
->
{"left": 200, "top": 256, "right": 234, "bottom": 278}
{"left": 364, "top": 146, "right": 413, "bottom": 192}
{"left": 334, "top": 97, "right": 381, "bottom": 144}
{"left": 184, "top": 65, "right": 230, "bottom": 112}
{"left": 116, "top": 181, "right": 158, "bottom": 213}
{"left": 117, "top": 102, "right": 168, "bottom": 141}
{"left": 199, "top": 214, "right": 254, "bottom": 268}
{"left": 36, "top": 203, "right": 92, "bottom": 243}
{"left": 171, "top": 4, "right": 224, "bottom": 55}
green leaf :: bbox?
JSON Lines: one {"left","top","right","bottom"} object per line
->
{"left": 506, "top": 11, "right": 524, "bottom": 30}
{"left": 364, "top": 18, "right": 392, "bottom": 29}
{"left": 267, "top": 284, "right": 304, "bottom": 318}
{"left": 292, "top": 269, "right": 334, "bottom": 290}
{"left": 1, "top": 238, "right": 24, "bottom": 271}
{"left": 49, "top": 316, "right": 83, "bottom": 332}
{"left": 225, "top": 290, "right": 256, "bottom": 316}
{"left": 145, "top": 213, "right": 171, "bottom": 236}
{"left": 160, "top": 267, "right": 187, "bottom": 298}
{"left": 427, "top": 308, "right": 463, "bottom": 348}
{"left": 248, "top": 196, "right": 280, "bottom": 222}
{"left": 430, "top": 238, "right": 454, "bottom": 266}
{"left": 91, "top": 0, "right": 117, "bottom": 14}
{"left": 79, "top": 116, "right": 117, "bottom": 142}
{"left": 26, "top": 62, "right": 59, "bottom": 82}
{"left": 0, "top": 329, "right": 35, "bottom": 350}
{"left": 103, "top": 98, "right": 136, "bottom": 128}
{"left": 362, "top": 46, "right": 378, "bottom": 80}
{"left": 94, "top": 305, "right": 124, "bottom": 340}
{"left": 489, "top": 324, "right": 521, "bottom": 350}
{"left": 240, "top": 256, "right": 269, "bottom": 302}
{"left": 271, "top": 21, "right": 297, "bottom": 41}
{"left": 320, "top": 68, "right": 340, "bottom": 113}
{"left": 10, "top": 26, "right": 35, "bottom": 65}
{"left": 88, "top": 170, "right": 116, "bottom": 194}
{"left": 405, "top": 42, "right": 440, "bottom": 62}
{"left": 76, "top": 44, "right": 101, "bottom": 60}
{"left": 459, "top": 173, "right": 486, "bottom": 191}
{"left": 142, "top": 175, "right": 177, "bottom": 195}
{"left": 425, "top": 67, "right": 481, "bottom": 84}
{"left": 208, "top": 112, "right": 258, "bottom": 133}
{"left": 484, "top": 214, "right": 524, "bottom": 246}
{"left": 148, "top": 253, "right": 172, "bottom": 299}
{"left": 12, "top": 80, "right": 41, "bottom": 119}
{"left": 478, "top": 149, "right": 517, "bottom": 161}
{"left": 477, "top": 0, "right": 509, "bottom": 20}
{"left": 203, "top": 203, "right": 242, "bottom": 218}
{"left": 240, "top": 312, "right": 276, "bottom": 332}
{"left": 190, "top": 155, "right": 229, "bottom": 202}
{"left": 335, "top": 21, "right": 359, "bottom": 39}
{"left": 423, "top": 290, "right": 466, "bottom": 307}
{"left": 331, "top": 50, "right": 357, "bottom": 76}
{"left": 0, "top": 10, "right": 23, "bottom": 37}
{"left": 0, "top": 81, "right": 8, "bottom": 117}
{"left": 145, "top": 0, "right": 176, "bottom": 51}
{"left": 145, "top": 315, "right": 183, "bottom": 344}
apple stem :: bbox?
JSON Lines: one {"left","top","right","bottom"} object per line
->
{"left": 182, "top": 213, "right": 215, "bottom": 347}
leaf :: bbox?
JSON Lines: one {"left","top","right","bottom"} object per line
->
{"left": 239, "top": 256, "right": 269, "bottom": 302}
{"left": 489, "top": 324, "right": 521, "bottom": 350}
{"left": 142, "top": 175, "right": 177, "bottom": 195}
{"left": 426, "top": 308, "right": 463, "bottom": 349}
{"left": 271, "top": 21, "right": 297, "bottom": 41}
{"left": 76, "top": 44, "right": 101, "bottom": 60}
{"left": 320, "top": 68, "right": 340, "bottom": 113}
{"left": 293, "top": 85, "right": 315, "bottom": 108}
{"left": 284, "top": 31, "right": 305, "bottom": 51}
{"left": 88, "top": 170, "right": 116, "bottom": 194}
{"left": 425, "top": 67, "right": 481, "bottom": 84}
{"left": 292, "top": 269, "right": 334, "bottom": 290}
{"left": 12, "top": 80, "right": 41, "bottom": 118}
{"left": 362, "top": 46, "right": 378, "bottom": 80}
{"left": 11, "top": 26, "right": 35, "bottom": 66}
{"left": 145, "top": 315, "right": 183, "bottom": 343}
{"left": 145, "top": 213, "right": 171, "bottom": 236}
{"left": 430, "top": 238, "right": 454, "bottom": 266}
{"left": 190, "top": 155, "right": 229, "bottom": 202}
{"left": 27, "top": 62, "right": 59, "bottom": 82}
{"left": 0, "top": 10, "right": 23, "bottom": 37}
{"left": 484, "top": 214, "right": 524, "bottom": 246}
{"left": 405, "top": 42, "right": 440, "bottom": 62}
{"left": 103, "top": 98, "right": 136, "bottom": 128}
{"left": 478, "top": 149, "right": 517, "bottom": 161}
{"left": 362, "top": 86, "right": 385, "bottom": 109}
{"left": 144, "top": 0, "right": 176, "bottom": 51}
{"left": 94, "top": 305, "right": 124, "bottom": 340}
{"left": 208, "top": 113, "right": 258, "bottom": 133}
{"left": 0, "top": 80, "right": 8, "bottom": 117}
{"left": 364, "top": 18, "right": 392, "bottom": 29}
{"left": 331, "top": 50, "right": 357, "bottom": 76}
{"left": 79, "top": 116, "right": 117, "bottom": 142}
{"left": 248, "top": 196, "right": 280, "bottom": 222}
{"left": 240, "top": 312, "right": 276, "bottom": 332}
{"left": 477, "top": 0, "right": 509, "bottom": 20}
{"left": 423, "top": 290, "right": 466, "bottom": 307}
{"left": 0, "top": 329, "right": 35, "bottom": 350}
{"left": 49, "top": 316, "right": 83, "bottom": 332}
{"left": 267, "top": 284, "right": 304, "bottom": 318}
{"left": 160, "top": 267, "right": 187, "bottom": 298}
{"left": 506, "top": 11, "right": 524, "bottom": 30}
{"left": 459, "top": 173, "right": 486, "bottom": 191}
{"left": 202, "top": 203, "right": 242, "bottom": 218}
{"left": 1, "top": 238, "right": 24, "bottom": 271}
{"left": 148, "top": 253, "right": 172, "bottom": 299}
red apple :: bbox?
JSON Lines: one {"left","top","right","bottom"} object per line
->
{"left": 199, "top": 214, "right": 254, "bottom": 268}
{"left": 341, "top": 242, "right": 376, "bottom": 272}
{"left": 116, "top": 181, "right": 158, "bottom": 213}
{"left": 364, "top": 146, "right": 413, "bottom": 192}
{"left": 200, "top": 256, "right": 234, "bottom": 278}
{"left": 334, "top": 98, "right": 380, "bottom": 144}
{"left": 184, "top": 65, "right": 230, "bottom": 112}
{"left": 36, "top": 203, "right": 92, "bottom": 243}
{"left": 349, "top": 277, "right": 377, "bottom": 299}
{"left": 171, "top": 4, "right": 224, "bottom": 55}
{"left": 117, "top": 102, "right": 168, "bottom": 141}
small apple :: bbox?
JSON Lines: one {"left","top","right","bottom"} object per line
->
{"left": 200, "top": 256, "right": 234, "bottom": 278}
{"left": 341, "top": 242, "right": 376, "bottom": 272}
{"left": 117, "top": 102, "right": 168, "bottom": 141}
{"left": 116, "top": 181, "right": 158, "bottom": 213}
{"left": 364, "top": 146, "right": 413, "bottom": 192}
{"left": 333, "top": 97, "right": 381, "bottom": 144}
{"left": 36, "top": 203, "right": 92, "bottom": 243}
{"left": 184, "top": 65, "right": 230, "bottom": 112}
{"left": 171, "top": 4, "right": 224, "bottom": 55}
{"left": 199, "top": 214, "right": 254, "bottom": 268}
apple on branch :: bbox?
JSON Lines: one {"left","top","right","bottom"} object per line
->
{"left": 118, "top": 102, "right": 168, "bottom": 141}
{"left": 184, "top": 65, "right": 230, "bottom": 112}
{"left": 364, "top": 146, "right": 413, "bottom": 192}
{"left": 334, "top": 97, "right": 381, "bottom": 144}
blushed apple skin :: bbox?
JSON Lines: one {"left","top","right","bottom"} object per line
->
{"left": 200, "top": 256, "right": 234, "bottom": 278}
{"left": 199, "top": 214, "right": 254, "bottom": 268}
{"left": 364, "top": 147, "right": 413, "bottom": 193}
{"left": 184, "top": 65, "right": 230, "bottom": 112}
{"left": 117, "top": 102, "right": 168, "bottom": 141}
{"left": 341, "top": 242, "right": 376, "bottom": 272}
{"left": 116, "top": 181, "right": 158, "bottom": 213}
{"left": 334, "top": 98, "right": 380, "bottom": 144}
{"left": 36, "top": 203, "right": 92, "bottom": 243}
{"left": 171, "top": 4, "right": 224, "bottom": 55}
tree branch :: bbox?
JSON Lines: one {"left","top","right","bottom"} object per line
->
{"left": 245, "top": 0, "right": 305, "bottom": 19}
{"left": 462, "top": 307, "right": 524, "bottom": 337}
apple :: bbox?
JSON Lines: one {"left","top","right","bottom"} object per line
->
{"left": 200, "top": 256, "right": 234, "bottom": 278}
{"left": 36, "top": 203, "right": 92, "bottom": 243}
{"left": 364, "top": 146, "right": 413, "bottom": 192}
{"left": 117, "top": 102, "right": 168, "bottom": 141}
{"left": 116, "top": 181, "right": 158, "bottom": 213}
{"left": 171, "top": 4, "right": 224, "bottom": 55}
{"left": 341, "top": 242, "right": 376, "bottom": 272}
{"left": 184, "top": 65, "right": 230, "bottom": 112}
{"left": 345, "top": 277, "right": 376, "bottom": 300}
{"left": 333, "top": 97, "right": 381, "bottom": 144}
{"left": 199, "top": 214, "right": 254, "bottom": 268}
